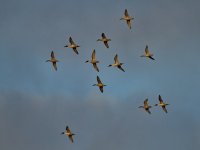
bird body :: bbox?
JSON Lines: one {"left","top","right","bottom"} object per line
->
{"left": 120, "top": 9, "right": 134, "bottom": 29}
{"left": 93, "top": 76, "right": 106, "bottom": 93}
{"left": 64, "top": 37, "right": 80, "bottom": 54}
{"left": 85, "top": 50, "right": 100, "bottom": 72}
{"left": 61, "top": 126, "right": 75, "bottom": 143}
{"left": 46, "top": 51, "right": 59, "bottom": 71}
{"left": 108, "top": 54, "right": 125, "bottom": 72}
{"left": 140, "top": 45, "right": 155, "bottom": 60}
{"left": 138, "top": 99, "right": 152, "bottom": 114}
{"left": 97, "top": 33, "right": 111, "bottom": 48}
{"left": 155, "top": 95, "right": 169, "bottom": 113}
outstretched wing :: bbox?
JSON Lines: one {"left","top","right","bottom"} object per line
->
{"left": 114, "top": 54, "right": 119, "bottom": 64}
{"left": 73, "top": 48, "right": 79, "bottom": 55}
{"left": 162, "top": 106, "right": 168, "bottom": 113}
{"left": 145, "top": 45, "right": 150, "bottom": 55}
{"left": 144, "top": 99, "right": 149, "bottom": 106}
{"left": 68, "top": 135, "right": 74, "bottom": 143}
{"left": 93, "top": 63, "right": 99, "bottom": 72}
{"left": 145, "top": 108, "right": 151, "bottom": 114}
{"left": 102, "top": 33, "right": 106, "bottom": 38}
{"left": 66, "top": 126, "right": 71, "bottom": 134}
{"left": 53, "top": 62, "right": 57, "bottom": 71}
{"left": 149, "top": 56, "right": 155, "bottom": 60}
{"left": 158, "top": 95, "right": 163, "bottom": 103}
{"left": 125, "top": 9, "right": 129, "bottom": 17}
{"left": 92, "top": 49, "right": 96, "bottom": 60}
{"left": 69, "top": 37, "right": 75, "bottom": 45}
{"left": 51, "top": 51, "right": 55, "bottom": 59}
{"left": 118, "top": 66, "right": 125, "bottom": 72}
{"left": 127, "top": 20, "right": 131, "bottom": 29}
{"left": 99, "top": 86, "right": 103, "bottom": 93}
{"left": 97, "top": 76, "right": 102, "bottom": 84}
{"left": 104, "top": 41, "right": 109, "bottom": 48}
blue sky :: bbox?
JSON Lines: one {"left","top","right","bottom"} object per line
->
{"left": 0, "top": 0, "right": 200, "bottom": 150}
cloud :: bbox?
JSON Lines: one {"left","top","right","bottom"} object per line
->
{"left": 0, "top": 91, "right": 199, "bottom": 150}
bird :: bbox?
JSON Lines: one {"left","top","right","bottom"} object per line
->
{"left": 140, "top": 45, "right": 155, "bottom": 60}
{"left": 97, "top": 33, "right": 111, "bottom": 48}
{"left": 138, "top": 99, "right": 152, "bottom": 114}
{"left": 93, "top": 76, "right": 107, "bottom": 93}
{"left": 46, "top": 51, "right": 59, "bottom": 71}
{"left": 155, "top": 95, "right": 169, "bottom": 113}
{"left": 61, "top": 126, "right": 75, "bottom": 143}
{"left": 64, "top": 37, "right": 80, "bottom": 55}
{"left": 120, "top": 9, "right": 134, "bottom": 29}
{"left": 85, "top": 49, "right": 100, "bottom": 72}
{"left": 108, "top": 54, "right": 125, "bottom": 72}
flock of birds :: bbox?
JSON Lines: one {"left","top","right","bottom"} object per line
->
{"left": 45, "top": 9, "right": 170, "bottom": 143}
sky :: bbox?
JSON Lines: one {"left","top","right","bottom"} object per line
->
{"left": 0, "top": 0, "right": 200, "bottom": 150}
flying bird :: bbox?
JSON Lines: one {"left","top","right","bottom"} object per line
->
{"left": 64, "top": 37, "right": 80, "bottom": 55}
{"left": 138, "top": 99, "right": 152, "bottom": 114}
{"left": 61, "top": 126, "right": 75, "bottom": 143}
{"left": 140, "top": 45, "right": 155, "bottom": 60}
{"left": 97, "top": 33, "right": 111, "bottom": 48}
{"left": 93, "top": 76, "right": 107, "bottom": 93}
{"left": 46, "top": 51, "right": 59, "bottom": 71}
{"left": 108, "top": 54, "right": 125, "bottom": 72}
{"left": 120, "top": 9, "right": 134, "bottom": 29}
{"left": 85, "top": 49, "right": 100, "bottom": 72}
{"left": 155, "top": 95, "right": 169, "bottom": 113}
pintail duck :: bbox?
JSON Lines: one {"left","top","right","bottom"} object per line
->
{"left": 120, "top": 9, "right": 134, "bottom": 29}
{"left": 46, "top": 51, "right": 59, "bottom": 71}
{"left": 138, "top": 99, "right": 152, "bottom": 114}
{"left": 93, "top": 76, "right": 106, "bottom": 93}
{"left": 85, "top": 49, "right": 100, "bottom": 72}
{"left": 108, "top": 54, "right": 125, "bottom": 72}
{"left": 155, "top": 95, "right": 169, "bottom": 113}
{"left": 64, "top": 37, "right": 80, "bottom": 55}
{"left": 61, "top": 126, "right": 75, "bottom": 143}
{"left": 140, "top": 45, "right": 155, "bottom": 60}
{"left": 97, "top": 33, "right": 111, "bottom": 48}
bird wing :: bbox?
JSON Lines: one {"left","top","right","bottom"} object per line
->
{"left": 68, "top": 135, "right": 74, "bottom": 143}
{"left": 149, "top": 56, "right": 155, "bottom": 60}
{"left": 144, "top": 99, "right": 149, "bottom": 106}
{"left": 99, "top": 86, "right": 103, "bottom": 93}
{"left": 92, "top": 49, "right": 96, "bottom": 60}
{"left": 118, "top": 66, "right": 125, "bottom": 72}
{"left": 158, "top": 95, "right": 163, "bottom": 103}
{"left": 73, "top": 48, "right": 79, "bottom": 55}
{"left": 102, "top": 33, "right": 106, "bottom": 38}
{"left": 51, "top": 51, "right": 55, "bottom": 59}
{"left": 125, "top": 9, "right": 129, "bottom": 17}
{"left": 145, "top": 108, "right": 151, "bottom": 114}
{"left": 104, "top": 41, "right": 109, "bottom": 48}
{"left": 69, "top": 37, "right": 75, "bottom": 45}
{"left": 66, "top": 126, "right": 71, "bottom": 134}
{"left": 93, "top": 63, "right": 99, "bottom": 72}
{"left": 97, "top": 76, "right": 102, "bottom": 84}
{"left": 53, "top": 62, "right": 57, "bottom": 71}
{"left": 114, "top": 54, "right": 119, "bottom": 64}
{"left": 162, "top": 106, "right": 168, "bottom": 113}
{"left": 127, "top": 20, "right": 131, "bottom": 29}
{"left": 145, "top": 45, "right": 150, "bottom": 55}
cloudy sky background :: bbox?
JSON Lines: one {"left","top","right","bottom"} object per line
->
{"left": 0, "top": 0, "right": 200, "bottom": 150}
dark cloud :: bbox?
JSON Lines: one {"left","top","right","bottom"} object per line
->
{"left": 0, "top": 91, "right": 199, "bottom": 150}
